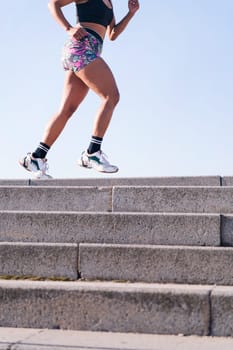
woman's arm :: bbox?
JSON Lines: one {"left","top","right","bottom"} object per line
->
{"left": 107, "top": 0, "right": 140, "bottom": 41}
{"left": 48, "top": 0, "right": 88, "bottom": 39}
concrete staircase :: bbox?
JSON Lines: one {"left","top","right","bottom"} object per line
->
{"left": 1, "top": 176, "right": 233, "bottom": 336}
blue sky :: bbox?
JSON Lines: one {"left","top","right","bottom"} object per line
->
{"left": 1, "top": 1, "right": 233, "bottom": 179}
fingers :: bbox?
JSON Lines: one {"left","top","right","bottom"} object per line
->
{"left": 75, "top": 27, "right": 88, "bottom": 40}
{"left": 128, "top": 0, "right": 140, "bottom": 12}
{"left": 69, "top": 26, "right": 88, "bottom": 40}
{"left": 129, "top": 0, "right": 139, "bottom": 6}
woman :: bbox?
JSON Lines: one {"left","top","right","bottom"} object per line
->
{"left": 19, "top": 0, "right": 140, "bottom": 178}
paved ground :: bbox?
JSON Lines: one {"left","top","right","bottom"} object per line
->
{"left": 1, "top": 328, "right": 233, "bottom": 350}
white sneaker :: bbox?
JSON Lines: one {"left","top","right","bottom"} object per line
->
{"left": 19, "top": 153, "right": 52, "bottom": 179}
{"left": 78, "top": 150, "right": 119, "bottom": 173}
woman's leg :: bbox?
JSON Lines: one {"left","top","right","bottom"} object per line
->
{"left": 76, "top": 57, "right": 120, "bottom": 173}
{"left": 75, "top": 57, "right": 120, "bottom": 138}
{"left": 19, "top": 70, "right": 89, "bottom": 178}
{"left": 42, "top": 70, "right": 89, "bottom": 146}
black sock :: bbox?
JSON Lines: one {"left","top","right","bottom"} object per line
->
{"left": 87, "top": 136, "right": 103, "bottom": 154}
{"left": 32, "top": 142, "right": 50, "bottom": 159}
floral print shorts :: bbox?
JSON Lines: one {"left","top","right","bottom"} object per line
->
{"left": 62, "top": 31, "right": 103, "bottom": 73}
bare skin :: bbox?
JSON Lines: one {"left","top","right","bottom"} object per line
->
{"left": 43, "top": 0, "right": 140, "bottom": 147}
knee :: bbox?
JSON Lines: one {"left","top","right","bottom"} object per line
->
{"left": 105, "top": 89, "right": 120, "bottom": 108}
{"left": 113, "top": 90, "right": 120, "bottom": 106}
{"left": 112, "top": 89, "right": 120, "bottom": 106}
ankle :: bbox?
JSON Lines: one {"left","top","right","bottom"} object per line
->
{"left": 87, "top": 136, "right": 103, "bottom": 154}
{"left": 32, "top": 142, "right": 50, "bottom": 159}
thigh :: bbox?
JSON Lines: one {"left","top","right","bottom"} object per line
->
{"left": 58, "top": 71, "right": 89, "bottom": 114}
{"left": 75, "top": 58, "right": 119, "bottom": 99}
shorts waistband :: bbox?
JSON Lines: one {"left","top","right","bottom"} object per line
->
{"left": 85, "top": 28, "right": 103, "bottom": 44}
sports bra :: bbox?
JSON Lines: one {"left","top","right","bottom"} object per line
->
{"left": 76, "top": 0, "right": 114, "bottom": 28}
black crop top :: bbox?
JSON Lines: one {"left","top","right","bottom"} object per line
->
{"left": 76, "top": 0, "right": 114, "bottom": 28}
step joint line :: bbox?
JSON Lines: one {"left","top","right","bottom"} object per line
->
{"left": 76, "top": 243, "right": 80, "bottom": 280}
{"left": 220, "top": 176, "right": 223, "bottom": 187}
{"left": 111, "top": 186, "right": 114, "bottom": 212}
{"left": 208, "top": 287, "right": 216, "bottom": 337}
{"left": 220, "top": 214, "right": 224, "bottom": 246}
{"left": 77, "top": 243, "right": 83, "bottom": 280}
{"left": 208, "top": 290, "right": 212, "bottom": 336}
{"left": 77, "top": 243, "right": 81, "bottom": 280}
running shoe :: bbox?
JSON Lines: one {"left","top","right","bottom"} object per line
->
{"left": 19, "top": 153, "right": 52, "bottom": 179}
{"left": 78, "top": 150, "right": 119, "bottom": 173}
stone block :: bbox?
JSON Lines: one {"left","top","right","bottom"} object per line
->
{"left": 222, "top": 177, "right": 233, "bottom": 186}
{"left": 211, "top": 286, "right": 233, "bottom": 336}
{"left": 0, "top": 180, "right": 29, "bottom": 186}
{"left": 0, "top": 280, "right": 210, "bottom": 336}
{"left": 0, "top": 186, "right": 112, "bottom": 211}
{"left": 80, "top": 244, "right": 233, "bottom": 285}
{"left": 113, "top": 187, "right": 233, "bottom": 213}
{"left": 0, "top": 212, "right": 220, "bottom": 246}
{"left": 0, "top": 242, "right": 78, "bottom": 279}
{"left": 29, "top": 176, "right": 221, "bottom": 187}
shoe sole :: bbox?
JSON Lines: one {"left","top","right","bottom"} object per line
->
{"left": 78, "top": 160, "right": 119, "bottom": 173}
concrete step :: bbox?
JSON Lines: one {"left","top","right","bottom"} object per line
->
{"left": 113, "top": 186, "right": 233, "bottom": 213}
{"left": 0, "top": 176, "right": 222, "bottom": 187}
{"left": 79, "top": 244, "right": 233, "bottom": 285}
{"left": 0, "top": 211, "right": 220, "bottom": 246}
{"left": 0, "top": 242, "right": 78, "bottom": 279}
{"left": 3, "top": 242, "right": 232, "bottom": 284}
{"left": 0, "top": 186, "right": 112, "bottom": 212}
{"left": 2, "top": 176, "right": 233, "bottom": 339}
{"left": 0, "top": 280, "right": 211, "bottom": 336}
{"left": 1, "top": 186, "right": 233, "bottom": 213}
{"left": 2, "top": 328, "right": 233, "bottom": 350}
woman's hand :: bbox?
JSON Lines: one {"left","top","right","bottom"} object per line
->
{"left": 128, "top": 0, "right": 140, "bottom": 14}
{"left": 67, "top": 24, "right": 88, "bottom": 40}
